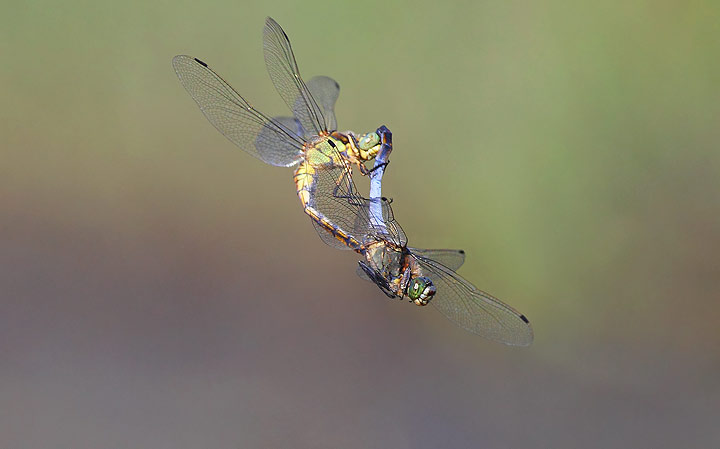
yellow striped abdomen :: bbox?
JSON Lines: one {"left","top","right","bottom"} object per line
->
{"left": 294, "top": 159, "right": 316, "bottom": 209}
{"left": 294, "top": 158, "right": 362, "bottom": 252}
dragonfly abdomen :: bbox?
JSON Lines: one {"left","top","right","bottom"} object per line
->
{"left": 294, "top": 161, "right": 362, "bottom": 252}
{"left": 303, "top": 205, "right": 362, "bottom": 251}
{"left": 294, "top": 160, "right": 319, "bottom": 208}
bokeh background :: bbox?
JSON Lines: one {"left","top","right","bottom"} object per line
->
{"left": 3, "top": 1, "right": 719, "bottom": 447}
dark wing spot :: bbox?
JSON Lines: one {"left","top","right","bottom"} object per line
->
{"left": 334, "top": 81, "right": 340, "bottom": 89}
{"left": 328, "top": 140, "right": 336, "bottom": 148}
{"left": 458, "top": 250, "right": 465, "bottom": 254}
{"left": 194, "top": 58, "right": 208, "bottom": 67}
{"left": 520, "top": 315, "right": 529, "bottom": 324}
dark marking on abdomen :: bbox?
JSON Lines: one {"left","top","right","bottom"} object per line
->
{"left": 304, "top": 206, "right": 362, "bottom": 251}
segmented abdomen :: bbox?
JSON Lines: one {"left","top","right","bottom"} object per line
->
{"left": 294, "top": 160, "right": 362, "bottom": 252}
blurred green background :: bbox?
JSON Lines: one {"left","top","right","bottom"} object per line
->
{"left": 2, "top": 0, "right": 719, "bottom": 447}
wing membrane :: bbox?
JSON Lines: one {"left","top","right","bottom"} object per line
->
{"left": 263, "top": 18, "right": 333, "bottom": 136}
{"left": 304, "top": 76, "right": 339, "bottom": 132}
{"left": 413, "top": 253, "right": 533, "bottom": 346}
{"left": 271, "top": 76, "right": 341, "bottom": 140}
{"left": 409, "top": 248, "right": 465, "bottom": 271}
{"left": 307, "top": 149, "right": 407, "bottom": 248}
{"left": 172, "top": 55, "right": 304, "bottom": 167}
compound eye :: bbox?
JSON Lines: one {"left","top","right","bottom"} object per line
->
{"left": 407, "top": 277, "right": 436, "bottom": 306}
{"left": 358, "top": 132, "right": 380, "bottom": 150}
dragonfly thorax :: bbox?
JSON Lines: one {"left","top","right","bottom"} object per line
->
{"left": 305, "top": 135, "right": 349, "bottom": 168}
{"left": 363, "top": 242, "right": 435, "bottom": 305}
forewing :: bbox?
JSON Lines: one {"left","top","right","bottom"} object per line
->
{"left": 263, "top": 18, "right": 332, "bottom": 136}
{"left": 409, "top": 248, "right": 465, "bottom": 271}
{"left": 413, "top": 253, "right": 533, "bottom": 346}
{"left": 172, "top": 55, "right": 304, "bottom": 167}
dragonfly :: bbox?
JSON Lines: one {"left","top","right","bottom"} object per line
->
{"left": 172, "top": 17, "right": 389, "bottom": 233}
{"left": 305, "top": 144, "right": 534, "bottom": 346}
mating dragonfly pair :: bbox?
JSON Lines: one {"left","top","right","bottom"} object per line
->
{"left": 173, "top": 18, "right": 533, "bottom": 346}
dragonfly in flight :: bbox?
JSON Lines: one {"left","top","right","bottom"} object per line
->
{"left": 173, "top": 18, "right": 533, "bottom": 345}
{"left": 172, "top": 17, "right": 390, "bottom": 239}
{"left": 305, "top": 144, "right": 534, "bottom": 346}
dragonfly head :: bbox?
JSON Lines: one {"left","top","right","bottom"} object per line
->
{"left": 354, "top": 131, "right": 381, "bottom": 161}
{"left": 407, "top": 276, "right": 436, "bottom": 306}
{"left": 357, "top": 132, "right": 380, "bottom": 151}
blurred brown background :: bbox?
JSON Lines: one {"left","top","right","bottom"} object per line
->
{"left": 2, "top": 1, "right": 719, "bottom": 448}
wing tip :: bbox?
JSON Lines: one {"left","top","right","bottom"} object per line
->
{"left": 264, "top": 17, "right": 288, "bottom": 39}
{"left": 171, "top": 54, "right": 186, "bottom": 66}
{"left": 506, "top": 330, "right": 534, "bottom": 347}
{"left": 172, "top": 55, "right": 207, "bottom": 70}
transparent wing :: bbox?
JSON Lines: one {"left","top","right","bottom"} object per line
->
{"left": 270, "top": 76, "right": 339, "bottom": 142}
{"left": 172, "top": 55, "right": 305, "bottom": 167}
{"left": 263, "top": 18, "right": 334, "bottom": 137}
{"left": 307, "top": 148, "right": 407, "bottom": 248}
{"left": 311, "top": 219, "right": 353, "bottom": 250}
{"left": 305, "top": 76, "right": 339, "bottom": 132}
{"left": 270, "top": 116, "right": 303, "bottom": 136}
{"left": 371, "top": 197, "right": 407, "bottom": 246}
{"left": 413, "top": 253, "right": 533, "bottom": 346}
{"left": 408, "top": 248, "right": 465, "bottom": 271}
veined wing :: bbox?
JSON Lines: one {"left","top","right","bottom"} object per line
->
{"left": 258, "top": 116, "right": 303, "bottom": 142}
{"left": 172, "top": 55, "right": 305, "bottom": 167}
{"left": 413, "top": 253, "right": 533, "bottom": 346}
{"left": 304, "top": 76, "right": 339, "bottom": 132}
{"left": 307, "top": 146, "right": 406, "bottom": 249}
{"left": 408, "top": 248, "right": 465, "bottom": 271}
{"left": 264, "top": 17, "right": 336, "bottom": 137}
{"left": 355, "top": 247, "right": 463, "bottom": 287}
{"left": 267, "top": 76, "right": 341, "bottom": 139}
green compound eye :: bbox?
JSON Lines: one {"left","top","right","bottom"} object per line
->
{"left": 407, "top": 276, "right": 436, "bottom": 306}
{"left": 357, "top": 132, "right": 380, "bottom": 151}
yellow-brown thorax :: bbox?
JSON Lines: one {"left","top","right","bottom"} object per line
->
{"left": 294, "top": 131, "right": 382, "bottom": 252}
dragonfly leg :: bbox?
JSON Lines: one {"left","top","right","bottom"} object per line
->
{"left": 366, "top": 160, "right": 389, "bottom": 174}
{"left": 329, "top": 168, "right": 366, "bottom": 206}
{"left": 354, "top": 125, "right": 392, "bottom": 175}
{"left": 358, "top": 261, "right": 397, "bottom": 298}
